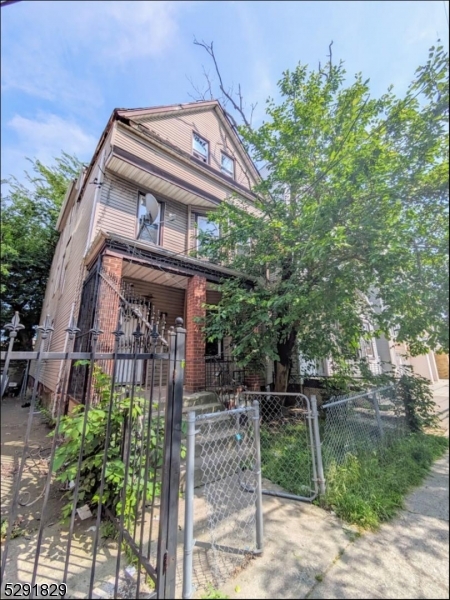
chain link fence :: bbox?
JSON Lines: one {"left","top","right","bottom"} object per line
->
{"left": 182, "top": 404, "right": 263, "bottom": 599}
{"left": 241, "top": 392, "right": 324, "bottom": 501}
{"left": 322, "top": 385, "right": 408, "bottom": 466}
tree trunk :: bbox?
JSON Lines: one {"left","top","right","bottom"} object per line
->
{"left": 274, "top": 329, "right": 297, "bottom": 392}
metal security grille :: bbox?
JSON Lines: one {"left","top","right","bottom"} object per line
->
{"left": 182, "top": 405, "right": 263, "bottom": 599}
{"left": 1, "top": 310, "right": 186, "bottom": 600}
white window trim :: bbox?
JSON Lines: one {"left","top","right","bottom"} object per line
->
{"left": 195, "top": 213, "right": 219, "bottom": 251}
{"left": 220, "top": 151, "right": 235, "bottom": 178}
{"left": 192, "top": 132, "right": 209, "bottom": 163}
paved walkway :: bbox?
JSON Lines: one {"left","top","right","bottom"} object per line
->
{"left": 308, "top": 452, "right": 449, "bottom": 600}
{"left": 220, "top": 380, "right": 449, "bottom": 600}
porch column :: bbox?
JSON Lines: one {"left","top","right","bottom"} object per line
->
{"left": 185, "top": 275, "right": 206, "bottom": 392}
{"left": 97, "top": 253, "right": 123, "bottom": 353}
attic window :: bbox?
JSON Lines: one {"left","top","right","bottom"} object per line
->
{"left": 221, "top": 152, "right": 234, "bottom": 178}
{"left": 193, "top": 133, "right": 209, "bottom": 162}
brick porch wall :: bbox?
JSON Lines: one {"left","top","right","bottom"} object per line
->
{"left": 185, "top": 275, "right": 206, "bottom": 392}
{"left": 97, "top": 253, "right": 123, "bottom": 353}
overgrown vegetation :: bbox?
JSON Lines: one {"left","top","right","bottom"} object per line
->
{"left": 322, "top": 433, "right": 448, "bottom": 529}
{"left": 260, "top": 422, "right": 312, "bottom": 496}
{"left": 194, "top": 42, "right": 449, "bottom": 391}
{"left": 51, "top": 364, "right": 166, "bottom": 520}
{"left": 1, "top": 153, "right": 83, "bottom": 348}
{"left": 258, "top": 373, "right": 445, "bottom": 528}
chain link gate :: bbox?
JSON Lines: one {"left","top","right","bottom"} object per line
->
{"left": 241, "top": 391, "right": 325, "bottom": 501}
{"left": 1, "top": 309, "right": 185, "bottom": 599}
{"left": 181, "top": 403, "right": 263, "bottom": 599}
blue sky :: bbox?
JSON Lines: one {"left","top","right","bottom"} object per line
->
{"left": 1, "top": 0, "right": 448, "bottom": 183}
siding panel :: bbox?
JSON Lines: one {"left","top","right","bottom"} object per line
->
{"left": 141, "top": 109, "right": 257, "bottom": 191}
{"left": 94, "top": 172, "right": 189, "bottom": 254}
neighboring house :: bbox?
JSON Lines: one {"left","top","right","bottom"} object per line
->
{"left": 37, "top": 100, "right": 260, "bottom": 405}
{"left": 298, "top": 328, "right": 440, "bottom": 383}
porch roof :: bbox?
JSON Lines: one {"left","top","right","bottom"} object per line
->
{"left": 85, "top": 229, "right": 257, "bottom": 287}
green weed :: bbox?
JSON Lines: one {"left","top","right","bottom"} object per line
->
{"left": 321, "top": 433, "right": 448, "bottom": 529}
{"left": 200, "top": 584, "right": 229, "bottom": 599}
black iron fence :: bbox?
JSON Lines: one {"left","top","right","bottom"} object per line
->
{"left": 205, "top": 357, "right": 246, "bottom": 409}
{"left": 0, "top": 310, "right": 186, "bottom": 600}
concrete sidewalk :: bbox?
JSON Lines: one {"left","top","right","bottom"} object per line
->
{"left": 219, "top": 381, "right": 449, "bottom": 600}
{"left": 220, "top": 453, "right": 449, "bottom": 600}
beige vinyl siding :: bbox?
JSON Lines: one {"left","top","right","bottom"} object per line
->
{"left": 140, "top": 109, "right": 256, "bottom": 191}
{"left": 113, "top": 125, "right": 239, "bottom": 205}
{"left": 94, "top": 173, "right": 138, "bottom": 240}
{"left": 37, "top": 150, "right": 106, "bottom": 395}
{"left": 94, "top": 172, "right": 189, "bottom": 254}
{"left": 162, "top": 198, "right": 188, "bottom": 253}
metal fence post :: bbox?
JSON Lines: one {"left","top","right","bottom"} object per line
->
{"left": 372, "top": 391, "right": 384, "bottom": 438}
{"left": 311, "top": 395, "right": 326, "bottom": 496}
{"left": 182, "top": 410, "right": 196, "bottom": 599}
{"left": 157, "top": 318, "right": 186, "bottom": 599}
{"left": 0, "top": 312, "right": 24, "bottom": 398}
{"left": 252, "top": 400, "right": 264, "bottom": 554}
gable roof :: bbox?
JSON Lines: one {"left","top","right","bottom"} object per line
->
{"left": 74, "top": 100, "right": 260, "bottom": 221}
{"left": 115, "top": 100, "right": 261, "bottom": 183}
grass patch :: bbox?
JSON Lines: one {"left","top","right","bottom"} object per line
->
{"left": 321, "top": 433, "right": 448, "bottom": 529}
{"left": 259, "top": 422, "right": 313, "bottom": 496}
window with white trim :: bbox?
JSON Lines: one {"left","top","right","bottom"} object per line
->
{"left": 193, "top": 133, "right": 209, "bottom": 162}
{"left": 220, "top": 152, "right": 234, "bottom": 178}
{"left": 137, "top": 192, "right": 163, "bottom": 245}
{"left": 196, "top": 214, "right": 219, "bottom": 251}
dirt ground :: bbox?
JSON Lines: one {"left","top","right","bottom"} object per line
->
{"left": 1, "top": 395, "right": 65, "bottom": 533}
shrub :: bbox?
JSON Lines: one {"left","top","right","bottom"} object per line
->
{"left": 51, "top": 364, "right": 166, "bottom": 521}
{"left": 397, "top": 372, "right": 438, "bottom": 432}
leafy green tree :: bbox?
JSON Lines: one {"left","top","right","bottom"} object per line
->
{"left": 194, "top": 43, "right": 449, "bottom": 391}
{"left": 1, "top": 153, "right": 83, "bottom": 349}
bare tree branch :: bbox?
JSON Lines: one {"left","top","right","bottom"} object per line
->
{"left": 193, "top": 37, "right": 254, "bottom": 131}
{"left": 186, "top": 66, "right": 214, "bottom": 102}
{"left": 328, "top": 40, "right": 334, "bottom": 77}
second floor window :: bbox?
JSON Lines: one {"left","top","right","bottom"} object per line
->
{"left": 196, "top": 214, "right": 218, "bottom": 252}
{"left": 137, "top": 192, "right": 163, "bottom": 245}
{"left": 221, "top": 152, "right": 234, "bottom": 178}
{"left": 193, "top": 133, "right": 209, "bottom": 163}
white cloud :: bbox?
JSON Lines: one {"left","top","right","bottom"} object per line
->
{"left": 96, "top": 1, "right": 185, "bottom": 62}
{"left": 6, "top": 113, "right": 97, "bottom": 168}
{"left": 1, "top": 1, "right": 192, "bottom": 108}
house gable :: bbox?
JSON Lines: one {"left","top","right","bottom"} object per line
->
{"left": 116, "top": 102, "right": 260, "bottom": 194}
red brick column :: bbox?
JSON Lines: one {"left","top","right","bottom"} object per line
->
{"left": 97, "top": 253, "right": 123, "bottom": 353}
{"left": 185, "top": 275, "right": 206, "bottom": 392}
